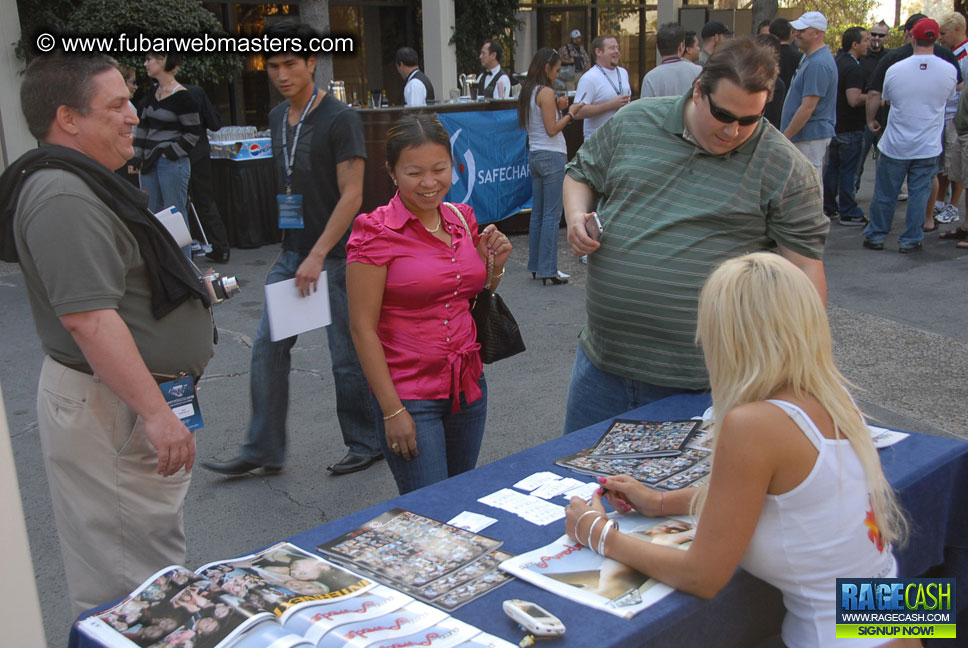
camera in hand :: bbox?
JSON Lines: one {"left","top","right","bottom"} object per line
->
{"left": 201, "top": 269, "right": 240, "bottom": 304}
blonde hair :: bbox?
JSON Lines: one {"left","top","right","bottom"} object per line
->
{"left": 940, "top": 12, "right": 966, "bottom": 32}
{"left": 692, "top": 252, "right": 906, "bottom": 546}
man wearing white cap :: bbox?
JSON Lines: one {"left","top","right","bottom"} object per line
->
{"left": 559, "top": 29, "right": 590, "bottom": 91}
{"left": 780, "top": 11, "right": 838, "bottom": 176}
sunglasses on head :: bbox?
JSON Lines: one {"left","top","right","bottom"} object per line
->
{"left": 704, "top": 93, "right": 763, "bottom": 126}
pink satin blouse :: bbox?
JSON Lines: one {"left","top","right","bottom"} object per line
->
{"left": 347, "top": 195, "right": 486, "bottom": 410}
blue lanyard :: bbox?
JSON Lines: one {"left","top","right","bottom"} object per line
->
{"left": 281, "top": 86, "right": 318, "bottom": 192}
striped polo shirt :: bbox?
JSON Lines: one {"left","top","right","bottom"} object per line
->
{"left": 566, "top": 92, "right": 828, "bottom": 388}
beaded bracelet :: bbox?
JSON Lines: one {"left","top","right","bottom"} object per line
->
{"left": 382, "top": 406, "right": 406, "bottom": 421}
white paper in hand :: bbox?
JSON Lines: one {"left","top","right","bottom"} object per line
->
{"left": 265, "top": 274, "right": 331, "bottom": 342}
{"left": 153, "top": 206, "right": 192, "bottom": 248}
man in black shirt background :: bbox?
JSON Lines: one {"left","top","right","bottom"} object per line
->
{"left": 856, "top": 20, "right": 892, "bottom": 190}
{"left": 824, "top": 27, "right": 869, "bottom": 225}
{"left": 770, "top": 17, "right": 801, "bottom": 90}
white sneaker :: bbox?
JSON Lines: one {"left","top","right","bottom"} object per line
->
{"left": 933, "top": 202, "right": 944, "bottom": 216}
{"left": 938, "top": 204, "right": 960, "bottom": 224}
{"left": 580, "top": 255, "right": 588, "bottom": 264}
{"left": 898, "top": 192, "right": 909, "bottom": 201}
{"left": 557, "top": 270, "right": 571, "bottom": 279}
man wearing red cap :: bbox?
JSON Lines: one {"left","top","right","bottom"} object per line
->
{"left": 864, "top": 18, "right": 957, "bottom": 253}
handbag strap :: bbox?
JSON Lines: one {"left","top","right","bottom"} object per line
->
{"left": 443, "top": 202, "right": 493, "bottom": 288}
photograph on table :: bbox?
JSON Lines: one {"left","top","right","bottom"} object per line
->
{"left": 587, "top": 419, "right": 702, "bottom": 458}
{"left": 76, "top": 566, "right": 258, "bottom": 648}
{"left": 316, "top": 509, "right": 502, "bottom": 589}
{"left": 197, "top": 542, "right": 373, "bottom": 612}
{"left": 500, "top": 514, "right": 695, "bottom": 619}
{"left": 409, "top": 549, "right": 514, "bottom": 602}
{"left": 557, "top": 447, "right": 712, "bottom": 490}
{"left": 430, "top": 569, "right": 517, "bottom": 611}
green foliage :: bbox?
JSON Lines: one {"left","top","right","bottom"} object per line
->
{"left": 16, "top": 0, "right": 242, "bottom": 84}
{"left": 450, "top": 0, "right": 522, "bottom": 77}
{"left": 780, "top": 0, "right": 878, "bottom": 50}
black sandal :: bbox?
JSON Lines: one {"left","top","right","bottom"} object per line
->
{"left": 939, "top": 228, "right": 968, "bottom": 240}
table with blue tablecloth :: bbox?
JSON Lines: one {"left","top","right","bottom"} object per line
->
{"left": 71, "top": 393, "right": 968, "bottom": 647}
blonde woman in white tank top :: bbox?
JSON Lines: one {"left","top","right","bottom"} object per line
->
{"left": 516, "top": 48, "right": 584, "bottom": 285}
{"left": 564, "top": 253, "right": 913, "bottom": 648}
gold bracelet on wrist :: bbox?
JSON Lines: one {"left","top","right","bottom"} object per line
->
{"left": 383, "top": 406, "right": 406, "bottom": 421}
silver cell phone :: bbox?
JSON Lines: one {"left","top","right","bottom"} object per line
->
{"left": 502, "top": 599, "right": 566, "bottom": 637}
{"left": 584, "top": 212, "right": 603, "bottom": 241}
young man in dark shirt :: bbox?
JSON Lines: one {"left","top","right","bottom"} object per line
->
{"left": 855, "top": 20, "right": 892, "bottom": 189}
{"left": 824, "top": 27, "right": 869, "bottom": 225}
{"left": 770, "top": 17, "right": 802, "bottom": 90}
{"left": 203, "top": 20, "right": 382, "bottom": 478}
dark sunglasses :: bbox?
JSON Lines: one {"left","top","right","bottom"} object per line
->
{"left": 704, "top": 93, "right": 763, "bottom": 126}
{"left": 870, "top": 32, "right": 888, "bottom": 38}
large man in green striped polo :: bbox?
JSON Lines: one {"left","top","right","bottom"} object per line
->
{"left": 561, "top": 38, "right": 829, "bottom": 433}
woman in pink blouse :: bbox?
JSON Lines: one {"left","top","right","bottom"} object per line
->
{"left": 346, "top": 114, "right": 512, "bottom": 494}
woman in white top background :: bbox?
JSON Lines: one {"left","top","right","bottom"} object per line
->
{"left": 517, "top": 48, "right": 583, "bottom": 286}
{"left": 565, "top": 252, "right": 914, "bottom": 648}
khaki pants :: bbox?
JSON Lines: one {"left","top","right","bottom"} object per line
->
{"left": 37, "top": 356, "right": 192, "bottom": 617}
{"left": 942, "top": 119, "right": 962, "bottom": 182}
{"left": 794, "top": 137, "right": 832, "bottom": 179}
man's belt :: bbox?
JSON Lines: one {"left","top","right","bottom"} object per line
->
{"left": 61, "top": 361, "right": 200, "bottom": 385}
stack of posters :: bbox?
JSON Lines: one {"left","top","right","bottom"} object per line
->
{"left": 316, "top": 509, "right": 515, "bottom": 610}
{"left": 556, "top": 420, "right": 713, "bottom": 491}
{"left": 499, "top": 513, "right": 695, "bottom": 619}
{"left": 77, "top": 541, "right": 515, "bottom": 648}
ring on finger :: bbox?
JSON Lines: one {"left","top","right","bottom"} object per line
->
{"left": 391, "top": 442, "right": 400, "bottom": 450}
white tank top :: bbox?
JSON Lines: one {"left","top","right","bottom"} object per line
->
{"left": 739, "top": 400, "right": 897, "bottom": 648}
{"left": 527, "top": 87, "right": 567, "bottom": 154}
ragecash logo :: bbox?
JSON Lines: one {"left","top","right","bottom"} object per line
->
{"left": 836, "top": 578, "right": 956, "bottom": 639}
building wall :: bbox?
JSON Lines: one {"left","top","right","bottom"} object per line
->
{"left": 0, "top": 0, "right": 36, "bottom": 171}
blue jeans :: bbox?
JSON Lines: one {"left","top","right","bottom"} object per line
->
{"left": 562, "top": 347, "right": 704, "bottom": 434}
{"left": 375, "top": 377, "right": 487, "bottom": 495}
{"left": 528, "top": 149, "right": 566, "bottom": 278}
{"left": 141, "top": 157, "right": 191, "bottom": 257}
{"left": 242, "top": 250, "right": 380, "bottom": 466}
{"left": 855, "top": 126, "right": 878, "bottom": 192}
{"left": 864, "top": 152, "right": 937, "bottom": 248}
{"left": 823, "top": 130, "right": 865, "bottom": 220}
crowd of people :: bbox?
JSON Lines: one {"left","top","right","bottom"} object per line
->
{"left": 2, "top": 9, "right": 958, "bottom": 647}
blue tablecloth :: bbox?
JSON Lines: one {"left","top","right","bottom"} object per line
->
{"left": 72, "top": 393, "right": 968, "bottom": 647}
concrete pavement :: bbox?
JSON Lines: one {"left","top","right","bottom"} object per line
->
{"left": 2, "top": 162, "right": 966, "bottom": 646}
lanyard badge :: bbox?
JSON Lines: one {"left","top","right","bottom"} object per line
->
{"left": 159, "top": 374, "right": 204, "bottom": 431}
{"left": 277, "top": 87, "right": 318, "bottom": 229}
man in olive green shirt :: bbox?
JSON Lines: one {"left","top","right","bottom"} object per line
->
{"left": 563, "top": 39, "right": 829, "bottom": 433}
{"left": 1, "top": 55, "right": 213, "bottom": 615}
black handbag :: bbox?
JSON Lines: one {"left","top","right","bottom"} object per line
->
{"left": 445, "top": 203, "right": 526, "bottom": 363}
